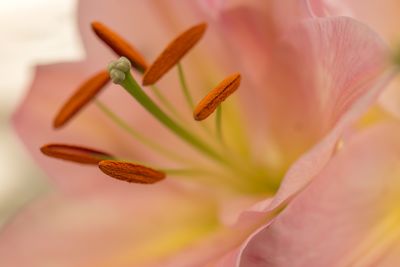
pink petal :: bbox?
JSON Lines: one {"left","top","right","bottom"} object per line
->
{"left": 239, "top": 122, "right": 400, "bottom": 266}
{"left": 211, "top": 14, "right": 394, "bottom": 214}
{"left": 0, "top": 184, "right": 214, "bottom": 267}
{"left": 268, "top": 16, "right": 395, "bottom": 207}
{"left": 346, "top": 0, "right": 400, "bottom": 120}
{"left": 375, "top": 242, "right": 400, "bottom": 267}
{"left": 217, "top": 8, "right": 390, "bottom": 163}
{"left": 307, "top": 0, "right": 352, "bottom": 17}
{"left": 0, "top": 182, "right": 272, "bottom": 267}
{"left": 196, "top": 0, "right": 225, "bottom": 17}
{"left": 347, "top": 0, "right": 400, "bottom": 45}
{"left": 208, "top": 16, "right": 396, "bottom": 265}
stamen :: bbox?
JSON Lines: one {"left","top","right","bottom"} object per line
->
{"left": 53, "top": 70, "right": 110, "bottom": 128}
{"left": 142, "top": 23, "right": 207, "bottom": 86}
{"left": 194, "top": 73, "right": 241, "bottom": 121}
{"left": 91, "top": 21, "right": 148, "bottom": 72}
{"left": 40, "top": 143, "right": 113, "bottom": 164}
{"left": 99, "top": 160, "right": 165, "bottom": 184}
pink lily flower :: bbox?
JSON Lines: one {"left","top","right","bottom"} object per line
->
{"left": 2, "top": 0, "right": 397, "bottom": 266}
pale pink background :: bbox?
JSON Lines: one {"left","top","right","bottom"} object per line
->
{"left": 0, "top": 0, "right": 82, "bottom": 225}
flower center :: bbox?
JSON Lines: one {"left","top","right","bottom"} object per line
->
{"left": 41, "top": 21, "right": 283, "bottom": 195}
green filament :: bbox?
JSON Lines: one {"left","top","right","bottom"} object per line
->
{"left": 215, "top": 106, "right": 223, "bottom": 141}
{"left": 177, "top": 62, "right": 214, "bottom": 138}
{"left": 150, "top": 85, "right": 182, "bottom": 119}
{"left": 95, "top": 100, "right": 192, "bottom": 164}
{"left": 120, "top": 72, "right": 227, "bottom": 164}
{"left": 178, "top": 63, "right": 194, "bottom": 109}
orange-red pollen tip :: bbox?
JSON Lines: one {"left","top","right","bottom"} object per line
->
{"left": 91, "top": 21, "right": 149, "bottom": 72}
{"left": 194, "top": 73, "right": 241, "bottom": 121}
{"left": 53, "top": 70, "right": 110, "bottom": 129}
{"left": 142, "top": 22, "right": 207, "bottom": 86}
{"left": 98, "top": 160, "right": 166, "bottom": 184}
{"left": 40, "top": 144, "right": 113, "bottom": 165}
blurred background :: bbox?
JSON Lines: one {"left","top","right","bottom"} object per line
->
{"left": 0, "top": 0, "right": 83, "bottom": 226}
